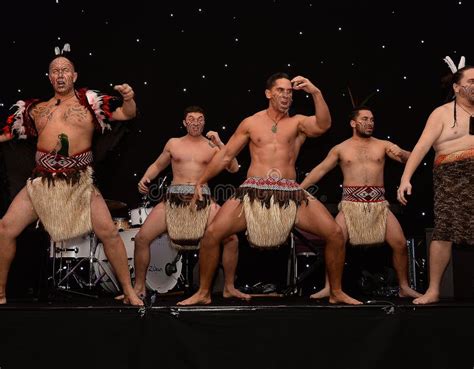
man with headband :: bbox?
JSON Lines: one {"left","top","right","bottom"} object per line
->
{"left": 0, "top": 44, "right": 143, "bottom": 305}
{"left": 126, "top": 105, "right": 250, "bottom": 301}
{"left": 179, "top": 72, "right": 362, "bottom": 306}
{"left": 300, "top": 106, "right": 421, "bottom": 300}
{"left": 398, "top": 57, "right": 474, "bottom": 304}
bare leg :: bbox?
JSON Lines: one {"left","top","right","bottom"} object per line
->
{"left": 205, "top": 204, "right": 250, "bottom": 300}
{"left": 297, "top": 199, "right": 362, "bottom": 305}
{"left": 310, "top": 211, "right": 349, "bottom": 299}
{"left": 413, "top": 240, "right": 452, "bottom": 305}
{"left": 177, "top": 199, "right": 246, "bottom": 305}
{"left": 0, "top": 187, "right": 38, "bottom": 304}
{"left": 221, "top": 234, "right": 251, "bottom": 300}
{"left": 91, "top": 192, "right": 143, "bottom": 306}
{"left": 132, "top": 202, "right": 167, "bottom": 298}
{"left": 385, "top": 211, "right": 421, "bottom": 299}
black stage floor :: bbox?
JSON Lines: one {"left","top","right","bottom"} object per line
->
{"left": 1, "top": 294, "right": 473, "bottom": 369}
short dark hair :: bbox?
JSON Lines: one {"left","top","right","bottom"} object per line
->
{"left": 266, "top": 72, "right": 290, "bottom": 90}
{"left": 349, "top": 106, "right": 372, "bottom": 121}
{"left": 183, "top": 105, "right": 205, "bottom": 119}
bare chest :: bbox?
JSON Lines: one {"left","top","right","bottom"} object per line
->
{"left": 33, "top": 102, "right": 94, "bottom": 134}
{"left": 340, "top": 145, "right": 385, "bottom": 167}
{"left": 171, "top": 143, "right": 215, "bottom": 165}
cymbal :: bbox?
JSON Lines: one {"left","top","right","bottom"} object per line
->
{"left": 104, "top": 199, "right": 127, "bottom": 210}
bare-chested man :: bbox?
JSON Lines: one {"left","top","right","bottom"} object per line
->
{"left": 130, "top": 106, "right": 250, "bottom": 301}
{"left": 0, "top": 52, "right": 143, "bottom": 305}
{"left": 398, "top": 64, "right": 474, "bottom": 305}
{"left": 178, "top": 72, "right": 362, "bottom": 306}
{"left": 300, "top": 106, "right": 421, "bottom": 300}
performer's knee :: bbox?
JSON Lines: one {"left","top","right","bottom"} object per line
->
{"left": 222, "top": 234, "right": 238, "bottom": 247}
{"left": 326, "top": 223, "right": 345, "bottom": 245}
{"left": 0, "top": 219, "right": 15, "bottom": 240}
{"left": 134, "top": 230, "right": 152, "bottom": 247}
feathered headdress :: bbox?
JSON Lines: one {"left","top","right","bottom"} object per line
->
{"left": 443, "top": 55, "right": 466, "bottom": 74}
{"left": 54, "top": 43, "right": 71, "bottom": 56}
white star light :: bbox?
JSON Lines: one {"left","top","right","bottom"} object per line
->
{"left": 183, "top": 88, "right": 187, "bottom": 92}
{"left": 136, "top": 38, "right": 140, "bottom": 42}
{"left": 403, "top": 76, "right": 407, "bottom": 80}
{"left": 144, "top": 81, "right": 148, "bottom": 85}
{"left": 287, "top": 63, "right": 291, "bottom": 67}
{"left": 202, "top": 75, "right": 206, "bottom": 79}
{"left": 338, "top": 27, "right": 342, "bottom": 31}
{"left": 89, "top": 52, "right": 93, "bottom": 56}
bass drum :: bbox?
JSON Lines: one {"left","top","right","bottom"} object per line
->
{"left": 93, "top": 230, "right": 181, "bottom": 294}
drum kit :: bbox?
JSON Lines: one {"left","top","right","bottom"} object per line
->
{"left": 49, "top": 197, "right": 184, "bottom": 298}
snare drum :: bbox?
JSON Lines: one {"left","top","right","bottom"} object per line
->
{"left": 113, "top": 217, "right": 130, "bottom": 231}
{"left": 50, "top": 233, "right": 95, "bottom": 258}
{"left": 129, "top": 206, "right": 153, "bottom": 227}
{"left": 93, "top": 230, "right": 181, "bottom": 294}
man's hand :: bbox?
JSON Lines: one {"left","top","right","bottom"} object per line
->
{"left": 114, "top": 83, "right": 135, "bottom": 101}
{"left": 190, "top": 184, "right": 204, "bottom": 210}
{"left": 388, "top": 144, "right": 403, "bottom": 158}
{"left": 397, "top": 180, "right": 412, "bottom": 206}
{"left": 206, "top": 131, "right": 223, "bottom": 148}
{"left": 291, "top": 76, "right": 320, "bottom": 95}
{"left": 138, "top": 177, "right": 151, "bottom": 194}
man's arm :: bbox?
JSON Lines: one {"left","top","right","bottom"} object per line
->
{"left": 386, "top": 141, "right": 411, "bottom": 163}
{"left": 292, "top": 76, "right": 331, "bottom": 138}
{"left": 110, "top": 84, "right": 137, "bottom": 121}
{"left": 197, "top": 118, "right": 251, "bottom": 185}
{"left": 206, "top": 131, "right": 239, "bottom": 173}
{"left": 138, "top": 140, "right": 173, "bottom": 193}
{"left": 397, "top": 108, "right": 444, "bottom": 205}
{"left": 300, "top": 145, "right": 340, "bottom": 189}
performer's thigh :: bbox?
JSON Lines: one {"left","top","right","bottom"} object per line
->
{"left": 385, "top": 210, "right": 406, "bottom": 247}
{"left": 0, "top": 186, "right": 38, "bottom": 238}
{"left": 90, "top": 191, "right": 117, "bottom": 239}
{"left": 295, "top": 197, "right": 339, "bottom": 239}
{"left": 335, "top": 211, "right": 349, "bottom": 243}
{"left": 205, "top": 199, "right": 246, "bottom": 240}
{"left": 137, "top": 202, "right": 167, "bottom": 241}
{"left": 207, "top": 202, "right": 221, "bottom": 226}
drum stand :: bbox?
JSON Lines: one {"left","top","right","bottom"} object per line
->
{"left": 49, "top": 233, "right": 118, "bottom": 299}
{"left": 283, "top": 229, "right": 324, "bottom": 296}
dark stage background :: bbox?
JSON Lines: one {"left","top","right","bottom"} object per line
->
{"left": 0, "top": 1, "right": 472, "bottom": 297}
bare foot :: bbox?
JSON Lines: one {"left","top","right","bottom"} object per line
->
{"left": 223, "top": 286, "right": 251, "bottom": 300}
{"left": 115, "top": 288, "right": 146, "bottom": 301}
{"left": 399, "top": 285, "right": 422, "bottom": 299}
{"left": 123, "top": 293, "right": 144, "bottom": 306}
{"left": 309, "top": 286, "right": 330, "bottom": 300}
{"left": 0, "top": 296, "right": 6, "bottom": 305}
{"left": 329, "top": 290, "right": 363, "bottom": 305}
{"left": 177, "top": 291, "right": 211, "bottom": 306}
{"left": 413, "top": 291, "right": 439, "bottom": 305}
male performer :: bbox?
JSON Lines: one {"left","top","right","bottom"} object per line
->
{"left": 300, "top": 106, "right": 421, "bottom": 299}
{"left": 0, "top": 46, "right": 143, "bottom": 305}
{"left": 398, "top": 60, "right": 474, "bottom": 304}
{"left": 131, "top": 106, "right": 250, "bottom": 300}
{"left": 179, "top": 72, "right": 362, "bottom": 305}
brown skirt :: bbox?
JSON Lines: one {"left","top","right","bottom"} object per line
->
{"left": 233, "top": 177, "right": 308, "bottom": 249}
{"left": 339, "top": 186, "right": 388, "bottom": 247}
{"left": 27, "top": 166, "right": 94, "bottom": 242}
{"left": 165, "top": 184, "right": 211, "bottom": 250}
{"left": 432, "top": 155, "right": 474, "bottom": 245}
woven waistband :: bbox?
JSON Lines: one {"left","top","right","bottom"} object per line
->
{"left": 342, "top": 186, "right": 386, "bottom": 202}
{"left": 167, "top": 184, "right": 211, "bottom": 196}
{"left": 35, "top": 150, "right": 93, "bottom": 173}
{"left": 434, "top": 148, "right": 474, "bottom": 167}
{"left": 240, "top": 176, "right": 300, "bottom": 191}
